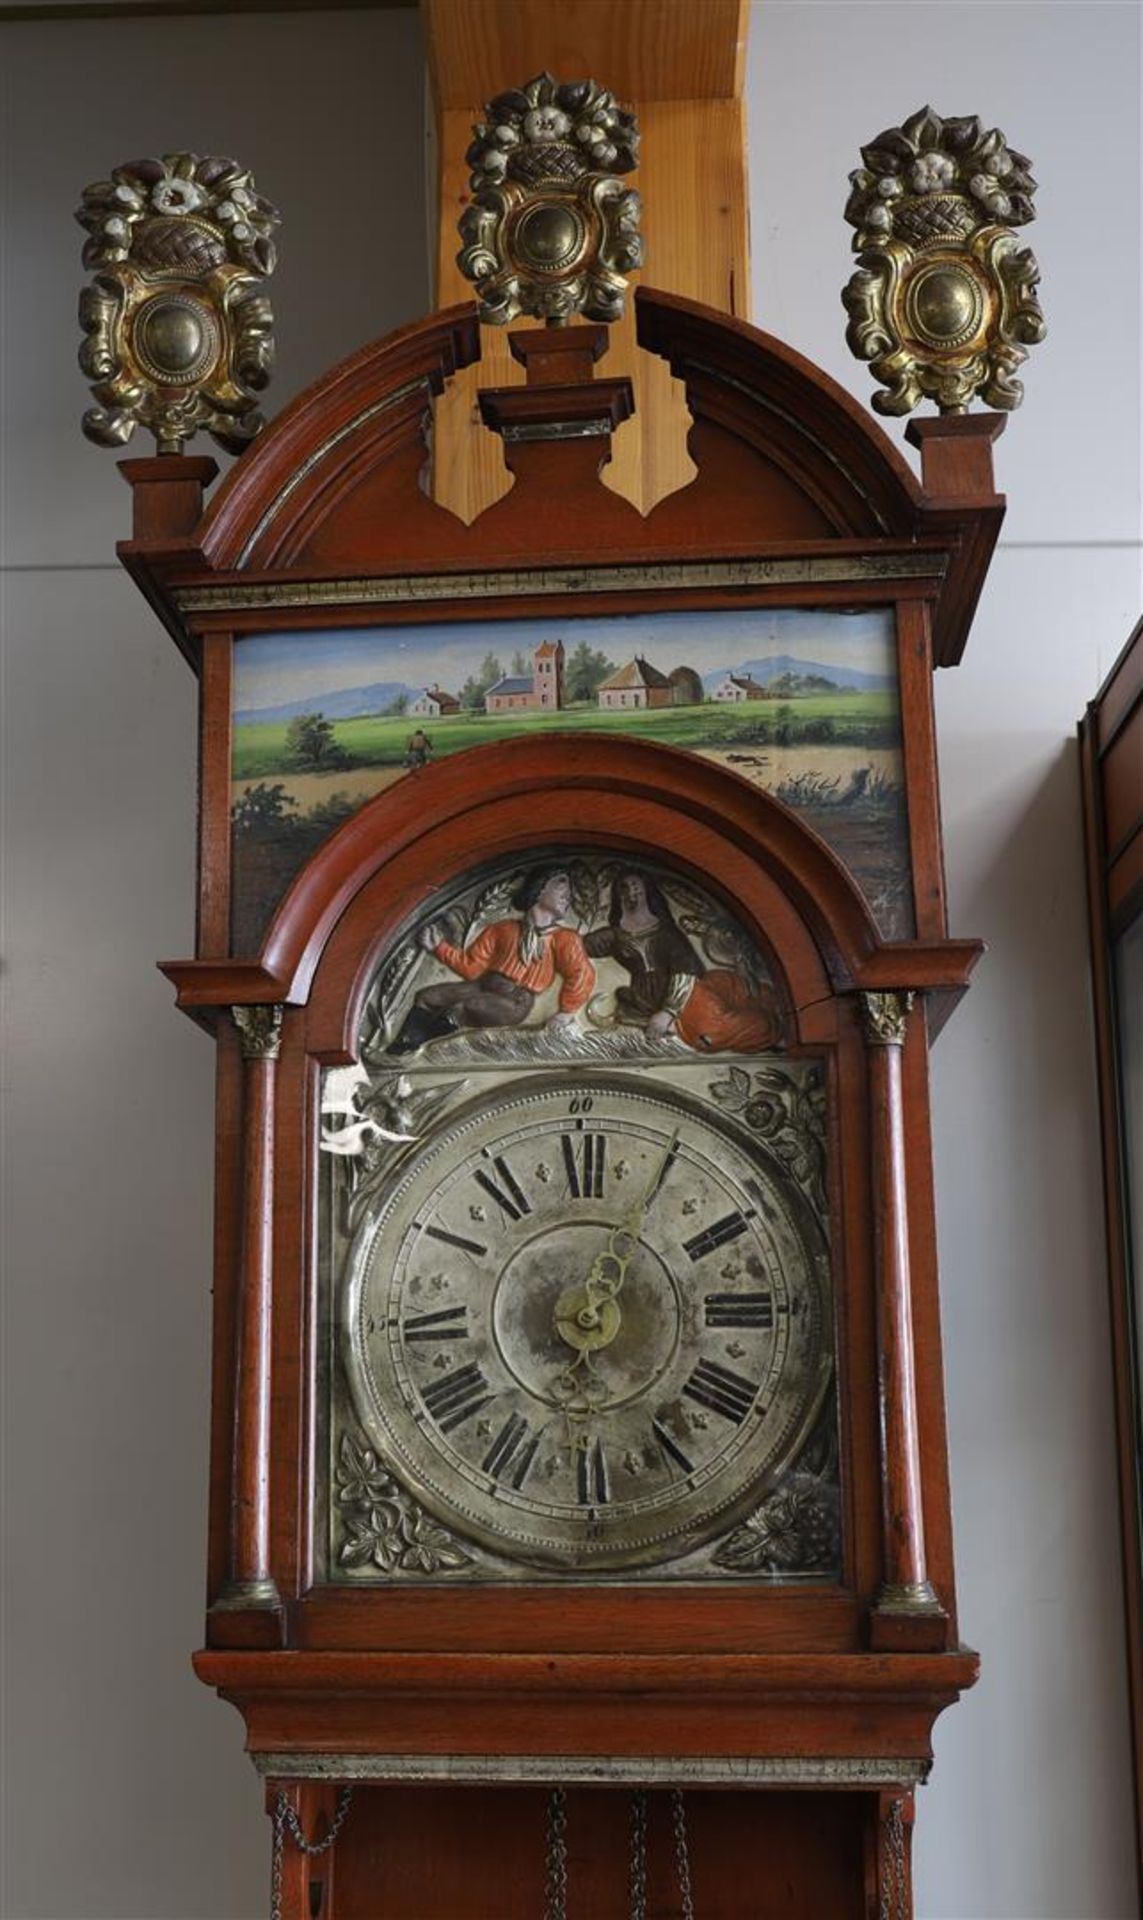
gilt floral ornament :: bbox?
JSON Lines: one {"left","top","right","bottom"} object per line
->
{"left": 457, "top": 72, "right": 643, "bottom": 325}
{"left": 76, "top": 153, "right": 279, "bottom": 453}
{"left": 842, "top": 106, "right": 1045, "bottom": 415}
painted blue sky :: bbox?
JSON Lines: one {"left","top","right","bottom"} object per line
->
{"left": 233, "top": 606, "right": 896, "bottom": 713}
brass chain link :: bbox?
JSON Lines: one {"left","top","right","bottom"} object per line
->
{"left": 268, "top": 1777, "right": 699, "bottom": 1920}
{"left": 270, "top": 1787, "right": 355, "bottom": 1920}
{"left": 544, "top": 1786, "right": 695, "bottom": 1920}
{"left": 878, "top": 1797, "right": 908, "bottom": 1920}
{"left": 629, "top": 1790, "right": 648, "bottom": 1920}
{"left": 670, "top": 1790, "right": 696, "bottom": 1920}
{"left": 544, "top": 1786, "right": 569, "bottom": 1920}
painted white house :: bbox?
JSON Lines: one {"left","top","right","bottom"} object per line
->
{"left": 410, "top": 685, "right": 460, "bottom": 717}
{"left": 711, "top": 672, "right": 769, "bottom": 703}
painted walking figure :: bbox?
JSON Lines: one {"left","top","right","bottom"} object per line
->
{"left": 404, "top": 726, "right": 434, "bottom": 769}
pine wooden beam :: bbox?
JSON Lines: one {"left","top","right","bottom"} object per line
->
{"left": 422, "top": 0, "right": 751, "bottom": 520}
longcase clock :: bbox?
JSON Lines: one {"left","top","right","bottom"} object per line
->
{"left": 82, "top": 100, "right": 1037, "bottom": 1917}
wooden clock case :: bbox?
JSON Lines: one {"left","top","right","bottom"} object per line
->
{"left": 117, "top": 290, "right": 1004, "bottom": 1917}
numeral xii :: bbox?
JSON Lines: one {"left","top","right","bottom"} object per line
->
{"left": 563, "top": 1126, "right": 606, "bottom": 1200}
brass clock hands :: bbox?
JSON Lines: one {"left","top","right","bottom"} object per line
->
{"left": 553, "top": 1132, "right": 679, "bottom": 1425}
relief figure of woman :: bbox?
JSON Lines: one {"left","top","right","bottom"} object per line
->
{"left": 585, "top": 870, "right": 782, "bottom": 1053}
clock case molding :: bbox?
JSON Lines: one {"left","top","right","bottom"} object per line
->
{"left": 116, "top": 289, "right": 1003, "bottom": 1895}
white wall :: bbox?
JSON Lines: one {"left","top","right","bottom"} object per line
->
{"left": 2, "top": 6, "right": 1138, "bottom": 1917}
{"left": 752, "top": 5, "right": 1142, "bottom": 1915}
{"left": 0, "top": 14, "right": 429, "bottom": 1919}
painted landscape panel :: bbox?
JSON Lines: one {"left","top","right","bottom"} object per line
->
{"left": 231, "top": 606, "right": 910, "bottom": 951}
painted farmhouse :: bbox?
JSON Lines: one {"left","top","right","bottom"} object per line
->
{"left": 410, "top": 685, "right": 460, "bottom": 717}
{"left": 711, "top": 672, "right": 769, "bottom": 703}
{"left": 597, "top": 656, "right": 702, "bottom": 710}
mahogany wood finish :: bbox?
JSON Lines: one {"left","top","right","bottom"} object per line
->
{"left": 112, "top": 292, "right": 1006, "bottom": 1915}
{"left": 212, "top": 1017, "right": 284, "bottom": 1636}
{"left": 198, "top": 1646, "right": 978, "bottom": 1765}
{"left": 1080, "top": 619, "right": 1143, "bottom": 1897}
{"left": 118, "top": 289, "right": 1000, "bottom": 612}
{"left": 864, "top": 1006, "right": 947, "bottom": 1653}
{"left": 265, "top": 1783, "right": 875, "bottom": 1920}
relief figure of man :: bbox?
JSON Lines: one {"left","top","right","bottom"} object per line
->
{"left": 387, "top": 867, "right": 595, "bottom": 1055}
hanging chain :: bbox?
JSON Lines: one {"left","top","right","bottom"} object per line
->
{"left": 670, "top": 1789, "right": 696, "bottom": 1920}
{"left": 544, "top": 1786, "right": 568, "bottom": 1920}
{"left": 879, "top": 1797, "right": 908, "bottom": 1920}
{"left": 271, "top": 1787, "right": 355, "bottom": 1920}
{"left": 542, "top": 1785, "right": 696, "bottom": 1920}
{"left": 629, "top": 1790, "right": 648, "bottom": 1920}
{"left": 266, "top": 1779, "right": 699, "bottom": 1920}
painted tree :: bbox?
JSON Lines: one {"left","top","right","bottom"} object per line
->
{"left": 283, "top": 712, "right": 349, "bottom": 771}
{"left": 459, "top": 652, "right": 505, "bottom": 709}
{"left": 565, "top": 640, "right": 615, "bottom": 704}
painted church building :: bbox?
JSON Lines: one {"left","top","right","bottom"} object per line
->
{"left": 485, "top": 639, "right": 565, "bottom": 712}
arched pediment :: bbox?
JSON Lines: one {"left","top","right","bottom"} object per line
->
{"left": 636, "top": 290, "right": 922, "bottom": 543}
{"left": 192, "top": 291, "right": 924, "bottom": 575}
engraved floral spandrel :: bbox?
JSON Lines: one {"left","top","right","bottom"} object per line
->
{"left": 707, "top": 1063, "right": 827, "bottom": 1218}
{"left": 336, "top": 1431, "right": 473, "bottom": 1577}
{"left": 713, "top": 1474, "right": 840, "bottom": 1576}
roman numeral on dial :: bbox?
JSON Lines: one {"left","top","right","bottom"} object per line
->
{"left": 704, "top": 1291, "right": 774, "bottom": 1330}
{"left": 651, "top": 1418, "right": 694, "bottom": 1476}
{"left": 682, "top": 1209, "right": 755, "bottom": 1262}
{"left": 402, "top": 1304, "right": 469, "bottom": 1342}
{"left": 422, "top": 1223, "right": 488, "bottom": 1258}
{"left": 474, "top": 1154, "right": 531, "bottom": 1221}
{"left": 482, "top": 1412, "right": 540, "bottom": 1488}
{"left": 562, "top": 1128, "right": 606, "bottom": 1200}
{"left": 682, "top": 1358, "right": 759, "bottom": 1425}
{"left": 576, "top": 1436, "right": 609, "bottom": 1505}
{"left": 421, "top": 1361, "right": 492, "bottom": 1432}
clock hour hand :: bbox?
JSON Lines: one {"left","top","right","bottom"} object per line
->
{"left": 552, "top": 1131, "right": 679, "bottom": 1357}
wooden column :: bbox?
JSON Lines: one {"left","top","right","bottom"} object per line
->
{"left": 422, "top": 0, "right": 750, "bottom": 519}
{"left": 861, "top": 992, "right": 948, "bottom": 1653}
{"left": 213, "top": 1004, "right": 284, "bottom": 1616}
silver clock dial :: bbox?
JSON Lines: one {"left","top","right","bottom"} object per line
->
{"left": 342, "top": 1078, "right": 830, "bottom": 1571}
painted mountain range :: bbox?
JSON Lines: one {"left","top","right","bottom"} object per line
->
{"left": 234, "top": 680, "right": 415, "bottom": 725}
{"left": 700, "top": 655, "right": 893, "bottom": 693}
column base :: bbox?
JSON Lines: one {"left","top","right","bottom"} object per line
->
{"left": 208, "top": 1578, "right": 286, "bottom": 1649}
{"left": 869, "top": 1582, "right": 949, "bottom": 1652}
{"left": 212, "top": 1575, "right": 283, "bottom": 1612}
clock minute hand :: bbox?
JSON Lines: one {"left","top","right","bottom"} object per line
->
{"left": 559, "top": 1129, "right": 681, "bottom": 1344}
{"left": 614, "top": 1127, "right": 680, "bottom": 1250}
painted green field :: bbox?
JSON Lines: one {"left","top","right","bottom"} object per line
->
{"left": 232, "top": 692, "right": 900, "bottom": 779}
